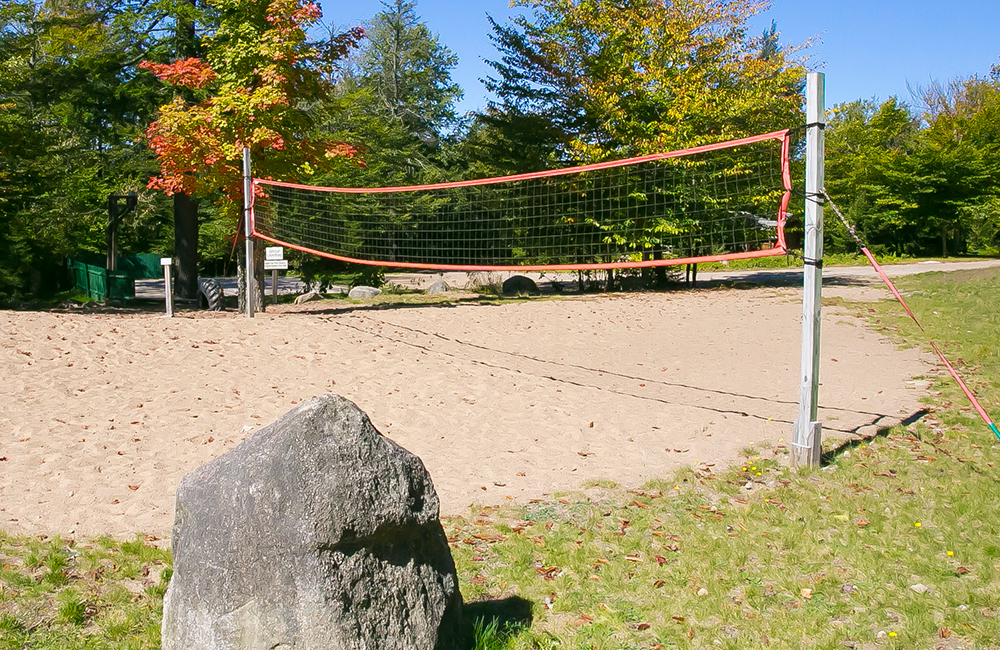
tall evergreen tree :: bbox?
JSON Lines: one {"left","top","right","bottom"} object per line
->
{"left": 356, "top": 0, "right": 462, "bottom": 147}
{"left": 318, "top": 0, "right": 463, "bottom": 192}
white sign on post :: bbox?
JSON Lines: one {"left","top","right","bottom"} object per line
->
{"left": 265, "top": 246, "right": 285, "bottom": 261}
{"left": 264, "top": 259, "right": 289, "bottom": 270}
{"left": 160, "top": 257, "right": 173, "bottom": 266}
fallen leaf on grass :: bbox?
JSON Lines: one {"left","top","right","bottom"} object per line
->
{"left": 637, "top": 623, "right": 651, "bottom": 631}
{"left": 535, "top": 566, "right": 562, "bottom": 580}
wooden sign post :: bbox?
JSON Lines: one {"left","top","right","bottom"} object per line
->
{"left": 264, "top": 246, "right": 287, "bottom": 305}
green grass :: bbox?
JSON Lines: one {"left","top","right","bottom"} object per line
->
{"left": 0, "top": 534, "right": 170, "bottom": 649}
{"left": 696, "top": 251, "right": 993, "bottom": 273}
{"left": 3, "top": 268, "right": 1000, "bottom": 649}
{"left": 446, "top": 266, "right": 1000, "bottom": 649}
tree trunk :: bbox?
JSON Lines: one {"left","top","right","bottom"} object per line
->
{"left": 173, "top": 193, "right": 199, "bottom": 300}
{"left": 653, "top": 247, "right": 667, "bottom": 288}
{"left": 942, "top": 225, "right": 948, "bottom": 257}
{"left": 171, "top": 1, "right": 201, "bottom": 301}
{"left": 685, "top": 263, "right": 698, "bottom": 286}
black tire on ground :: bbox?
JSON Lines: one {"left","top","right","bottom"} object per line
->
{"left": 198, "top": 278, "right": 225, "bottom": 311}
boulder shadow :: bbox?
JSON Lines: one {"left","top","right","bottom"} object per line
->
{"left": 463, "top": 595, "right": 534, "bottom": 647}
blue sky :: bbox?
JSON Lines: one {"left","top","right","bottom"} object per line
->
{"left": 321, "top": 0, "right": 1000, "bottom": 115}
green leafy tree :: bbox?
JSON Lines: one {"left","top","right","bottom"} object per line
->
{"left": 824, "top": 98, "right": 921, "bottom": 254}
{"left": 472, "top": 0, "right": 805, "bottom": 282}
{"left": 483, "top": 0, "right": 805, "bottom": 161}
{"left": 0, "top": 0, "right": 169, "bottom": 300}
{"left": 921, "top": 73, "right": 1000, "bottom": 255}
{"left": 826, "top": 81, "right": 998, "bottom": 257}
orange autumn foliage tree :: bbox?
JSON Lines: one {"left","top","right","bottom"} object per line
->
{"left": 142, "top": 0, "right": 364, "bottom": 211}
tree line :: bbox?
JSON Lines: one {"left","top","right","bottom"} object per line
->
{"left": 1, "top": 0, "right": 997, "bottom": 302}
{"left": 825, "top": 72, "right": 1000, "bottom": 258}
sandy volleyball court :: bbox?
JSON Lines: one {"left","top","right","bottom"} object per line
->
{"left": 0, "top": 284, "right": 930, "bottom": 539}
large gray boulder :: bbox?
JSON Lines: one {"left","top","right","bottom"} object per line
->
{"left": 162, "top": 394, "right": 464, "bottom": 650}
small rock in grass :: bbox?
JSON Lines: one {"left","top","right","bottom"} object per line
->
{"left": 294, "top": 291, "right": 322, "bottom": 304}
{"left": 349, "top": 285, "right": 382, "bottom": 299}
{"left": 427, "top": 280, "right": 451, "bottom": 295}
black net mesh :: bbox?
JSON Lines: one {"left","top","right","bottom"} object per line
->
{"left": 252, "top": 133, "right": 790, "bottom": 270}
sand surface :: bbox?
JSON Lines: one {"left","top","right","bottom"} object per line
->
{"left": 0, "top": 283, "right": 932, "bottom": 539}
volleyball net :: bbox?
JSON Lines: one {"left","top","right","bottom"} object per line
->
{"left": 250, "top": 130, "right": 793, "bottom": 271}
